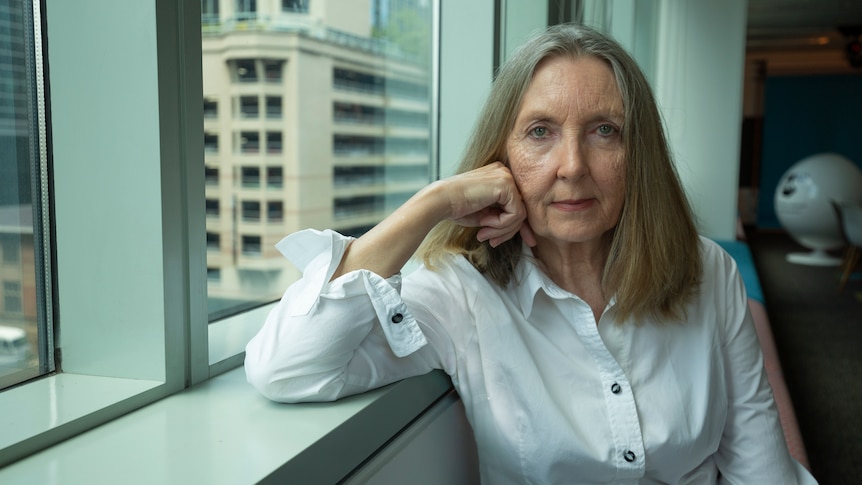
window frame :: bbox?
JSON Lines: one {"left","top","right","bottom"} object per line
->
{"left": 0, "top": 0, "right": 502, "bottom": 473}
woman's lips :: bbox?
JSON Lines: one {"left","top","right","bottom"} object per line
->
{"left": 551, "top": 198, "right": 595, "bottom": 211}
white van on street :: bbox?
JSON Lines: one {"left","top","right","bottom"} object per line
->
{"left": 0, "top": 325, "right": 31, "bottom": 368}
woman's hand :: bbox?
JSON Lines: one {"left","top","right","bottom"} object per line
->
{"left": 332, "top": 162, "right": 535, "bottom": 280}
{"left": 442, "top": 162, "right": 536, "bottom": 248}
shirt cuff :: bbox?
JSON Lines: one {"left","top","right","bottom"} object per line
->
{"left": 275, "top": 228, "right": 353, "bottom": 316}
{"left": 275, "top": 228, "right": 427, "bottom": 357}
{"left": 360, "top": 270, "right": 427, "bottom": 357}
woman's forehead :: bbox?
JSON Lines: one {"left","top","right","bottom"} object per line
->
{"left": 516, "top": 56, "right": 623, "bottom": 121}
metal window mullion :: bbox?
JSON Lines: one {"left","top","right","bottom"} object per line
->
{"left": 26, "top": 0, "right": 55, "bottom": 374}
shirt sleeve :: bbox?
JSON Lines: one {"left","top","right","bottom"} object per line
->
{"left": 711, "top": 246, "right": 818, "bottom": 484}
{"left": 244, "top": 229, "right": 447, "bottom": 403}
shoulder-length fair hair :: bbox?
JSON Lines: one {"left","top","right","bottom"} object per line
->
{"left": 417, "top": 23, "right": 702, "bottom": 323}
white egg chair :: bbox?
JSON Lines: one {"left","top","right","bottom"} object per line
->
{"left": 774, "top": 153, "right": 862, "bottom": 266}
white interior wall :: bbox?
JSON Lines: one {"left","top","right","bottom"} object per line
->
{"left": 652, "top": 0, "right": 749, "bottom": 240}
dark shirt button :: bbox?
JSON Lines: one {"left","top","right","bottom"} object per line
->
{"left": 391, "top": 313, "right": 404, "bottom": 324}
{"left": 611, "top": 382, "right": 621, "bottom": 394}
{"left": 624, "top": 450, "right": 636, "bottom": 462}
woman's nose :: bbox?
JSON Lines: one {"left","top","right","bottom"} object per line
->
{"left": 556, "top": 136, "right": 588, "bottom": 181}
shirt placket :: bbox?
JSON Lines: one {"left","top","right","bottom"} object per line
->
{"left": 570, "top": 303, "right": 646, "bottom": 482}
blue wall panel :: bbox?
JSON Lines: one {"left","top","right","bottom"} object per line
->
{"left": 758, "top": 74, "right": 862, "bottom": 228}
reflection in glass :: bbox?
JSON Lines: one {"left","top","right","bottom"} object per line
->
{"left": 0, "top": 0, "right": 53, "bottom": 390}
{"left": 202, "top": 0, "right": 434, "bottom": 321}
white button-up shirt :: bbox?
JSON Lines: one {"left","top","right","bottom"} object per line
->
{"left": 245, "top": 229, "right": 817, "bottom": 484}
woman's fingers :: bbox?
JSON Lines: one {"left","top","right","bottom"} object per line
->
{"left": 444, "top": 162, "right": 530, "bottom": 247}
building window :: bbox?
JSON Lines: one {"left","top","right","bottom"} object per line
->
{"left": 263, "top": 61, "right": 283, "bottom": 82}
{"left": 333, "top": 68, "right": 384, "bottom": 94}
{"left": 2, "top": 281, "right": 22, "bottom": 314}
{"left": 202, "top": 0, "right": 220, "bottom": 27}
{"left": 265, "top": 96, "right": 282, "bottom": 118}
{"left": 204, "top": 133, "right": 219, "bottom": 153}
{"left": 239, "top": 131, "right": 260, "bottom": 153}
{"left": 203, "top": 98, "right": 218, "bottom": 118}
{"left": 202, "top": 0, "right": 220, "bottom": 16}
{"left": 241, "top": 166, "right": 261, "bottom": 187}
{"left": 241, "top": 201, "right": 261, "bottom": 222}
{"left": 207, "top": 267, "right": 221, "bottom": 282}
{"left": 236, "top": 0, "right": 257, "bottom": 20}
{"left": 267, "top": 201, "right": 283, "bottom": 222}
{"left": 234, "top": 59, "right": 257, "bottom": 83}
{"left": 241, "top": 235, "right": 262, "bottom": 255}
{"left": 238, "top": 96, "right": 259, "bottom": 118}
{"left": 201, "top": 0, "right": 434, "bottom": 322}
{"left": 333, "top": 135, "right": 383, "bottom": 155}
{"left": 266, "top": 166, "right": 283, "bottom": 188}
{"left": 266, "top": 132, "right": 282, "bottom": 153}
{"left": 333, "top": 102, "right": 382, "bottom": 124}
{"left": 282, "top": 0, "right": 309, "bottom": 13}
{"left": 205, "top": 166, "right": 219, "bottom": 186}
{"left": 206, "top": 232, "right": 220, "bottom": 250}
{"left": 205, "top": 199, "right": 220, "bottom": 217}
{"left": 0, "top": 0, "right": 54, "bottom": 389}
{"left": 0, "top": 235, "right": 20, "bottom": 264}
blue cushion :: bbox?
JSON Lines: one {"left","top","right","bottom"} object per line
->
{"left": 714, "top": 240, "right": 765, "bottom": 304}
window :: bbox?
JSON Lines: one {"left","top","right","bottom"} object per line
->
{"left": 236, "top": 0, "right": 257, "bottom": 21}
{"left": 0, "top": 0, "right": 499, "bottom": 474}
{"left": 0, "top": 235, "right": 21, "bottom": 264}
{"left": 238, "top": 131, "right": 260, "bottom": 153}
{"left": 3, "top": 281, "right": 23, "bottom": 314}
{"left": 265, "top": 96, "right": 282, "bottom": 118}
{"left": 234, "top": 59, "right": 257, "bottom": 82}
{"left": 202, "top": 1, "right": 434, "bottom": 323}
{"left": 202, "top": 0, "right": 220, "bottom": 28}
{"left": 207, "top": 267, "right": 221, "bottom": 282}
{"left": 267, "top": 201, "right": 284, "bottom": 222}
{"left": 205, "top": 166, "right": 219, "bottom": 185}
{"left": 266, "top": 131, "right": 282, "bottom": 153}
{"left": 333, "top": 102, "right": 382, "bottom": 124}
{"left": 206, "top": 232, "right": 220, "bottom": 250}
{"left": 241, "top": 201, "right": 261, "bottom": 222}
{"left": 203, "top": 98, "right": 218, "bottom": 118}
{"left": 206, "top": 199, "right": 220, "bottom": 217}
{"left": 0, "top": 0, "right": 53, "bottom": 391}
{"left": 204, "top": 132, "right": 219, "bottom": 153}
{"left": 266, "top": 166, "right": 283, "bottom": 188}
{"left": 241, "top": 235, "right": 262, "bottom": 255}
{"left": 282, "top": 0, "right": 309, "bottom": 13}
{"left": 241, "top": 166, "right": 261, "bottom": 187}
{"left": 238, "top": 96, "right": 259, "bottom": 118}
{"left": 263, "top": 61, "right": 283, "bottom": 82}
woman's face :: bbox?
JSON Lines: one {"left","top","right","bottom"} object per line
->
{"left": 506, "top": 55, "right": 626, "bottom": 250}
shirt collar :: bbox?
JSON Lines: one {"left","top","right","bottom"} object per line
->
{"left": 512, "top": 243, "right": 563, "bottom": 318}
{"left": 511, "top": 242, "right": 617, "bottom": 320}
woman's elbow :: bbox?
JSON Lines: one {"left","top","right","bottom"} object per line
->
{"left": 244, "top": 354, "right": 347, "bottom": 403}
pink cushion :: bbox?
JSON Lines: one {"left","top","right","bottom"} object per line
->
{"left": 748, "top": 299, "right": 810, "bottom": 470}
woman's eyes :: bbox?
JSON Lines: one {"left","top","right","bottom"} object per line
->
{"left": 525, "top": 123, "right": 619, "bottom": 139}
{"left": 596, "top": 123, "right": 617, "bottom": 136}
{"left": 529, "top": 126, "right": 549, "bottom": 138}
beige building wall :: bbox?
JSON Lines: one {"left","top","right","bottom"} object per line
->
{"left": 202, "top": 0, "right": 431, "bottom": 307}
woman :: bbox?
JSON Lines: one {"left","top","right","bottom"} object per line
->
{"left": 245, "top": 24, "right": 816, "bottom": 484}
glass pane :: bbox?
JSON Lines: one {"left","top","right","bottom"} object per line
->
{"left": 202, "top": 0, "right": 435, "bottom": 321}
{"left": 0, "top": 0, "right": 53, "bottom": 390}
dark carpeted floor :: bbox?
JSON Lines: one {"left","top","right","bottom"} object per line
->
{"left": 746, "top": 229, "right": 862, "bottom": 485}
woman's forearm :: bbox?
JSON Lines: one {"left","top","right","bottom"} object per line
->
{"left": 332, "top": 180, "right": 451, "bottom": 280}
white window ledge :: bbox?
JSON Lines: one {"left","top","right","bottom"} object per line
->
{"left": 0, "top": 374, "right": 164, "bottom": 466}
{"left": 0, "top": 367, "right": 451, "bottom": 484}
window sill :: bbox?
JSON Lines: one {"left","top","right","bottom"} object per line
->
{"left": 0, "top": 373, "right": 165, "bottom": 467}
{"left": 0, "top": 367, "right": 452, "bottom": 484}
